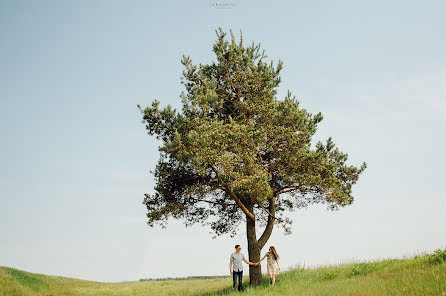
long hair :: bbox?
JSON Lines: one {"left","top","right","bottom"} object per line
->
{"left": 270, "top": 246, "right": 279, "bottom": 260}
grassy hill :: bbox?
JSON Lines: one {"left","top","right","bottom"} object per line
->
{"left": 1, "top": 249, "right": 445, "bottom": 296}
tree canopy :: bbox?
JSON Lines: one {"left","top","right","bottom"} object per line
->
{"left": 138, "top": 29, "right": 367, "bottom": 278}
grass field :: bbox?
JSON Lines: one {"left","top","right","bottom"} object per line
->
{"left": 1, "top": 249, "right": 445, "bottom": 296}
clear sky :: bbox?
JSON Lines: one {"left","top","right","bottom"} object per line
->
{"left": 0, "top": 0, "right": 445, "bottom": 283}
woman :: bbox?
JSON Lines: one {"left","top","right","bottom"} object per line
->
{"left": 258, "top": 246, "right": 280, "bottom": 285}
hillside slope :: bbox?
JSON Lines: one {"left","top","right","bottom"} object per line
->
{"left": 1, "top": 249, "right": 445, "bottom": 296}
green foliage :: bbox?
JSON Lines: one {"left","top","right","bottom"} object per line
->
{"left": 426, "top": 249, "right": 446, "bottom": 265}
{"left": 349, "top": 262, "right": 375, "bottom": 277}
{"left": 139, "top": 27, "right": 367, "bottom": 239}
{"left": 319, "top": 269, "right": 340, "bottom": 280}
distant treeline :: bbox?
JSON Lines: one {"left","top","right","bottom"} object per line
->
{"left": 139, "top": 275, "right": 231, "bottom": 281}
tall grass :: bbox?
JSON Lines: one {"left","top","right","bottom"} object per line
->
{"left": 1, "top": 249, "right": 445, "bottom": 296}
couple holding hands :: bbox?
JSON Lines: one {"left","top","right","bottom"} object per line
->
{"left": 229, "top": 244, "right": 280, "bottom": 291}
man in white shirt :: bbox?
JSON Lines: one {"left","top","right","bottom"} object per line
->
{"left": 229, "top": 244, "right": 258, "bottom": 291}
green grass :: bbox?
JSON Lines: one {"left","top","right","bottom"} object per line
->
{"left": 1, "top": 249, "right": 446, "bottom": 296}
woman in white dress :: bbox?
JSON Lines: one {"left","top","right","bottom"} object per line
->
{"left": 258, "top": 246, "right": 280, "bottom": 285}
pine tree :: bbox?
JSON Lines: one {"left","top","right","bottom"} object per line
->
{"left": 138, "top": 27, "right": 367, "bottom": 285}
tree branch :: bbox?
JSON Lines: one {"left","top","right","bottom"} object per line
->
{"left": 209, "top": 164, "right": 255, "bottom": 220}
{"left": 274, "top": 186, "right": 299, "bottom": 196}
{"left": 257, "top": 197, "right": 276, "bottom": 248}
{"left": 190, "top": 197, "right": 236, "bottom": 206}
{"left": 256, "top": 202, "right": 283, "bottom": 223}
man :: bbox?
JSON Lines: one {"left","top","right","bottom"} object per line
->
{"left": 229, "top": 244, "right": 258, "bottom": 291}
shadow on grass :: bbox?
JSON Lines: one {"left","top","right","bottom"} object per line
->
{"left": 194, "top": 276, "right": 273, "bottom": 296}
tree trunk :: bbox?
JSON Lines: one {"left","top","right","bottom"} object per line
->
{"left": 246, "top": 203, "right": 262, "bottom": 286}
{"left": 257, "top": 197, "right": 276, "bottom": 249}
{"left": 247, "top": 197, "right": 276, "bottom": 286}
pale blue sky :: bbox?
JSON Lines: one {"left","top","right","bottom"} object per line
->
{"left": 0, "top": 0, "right": 445, "bottom": 282}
